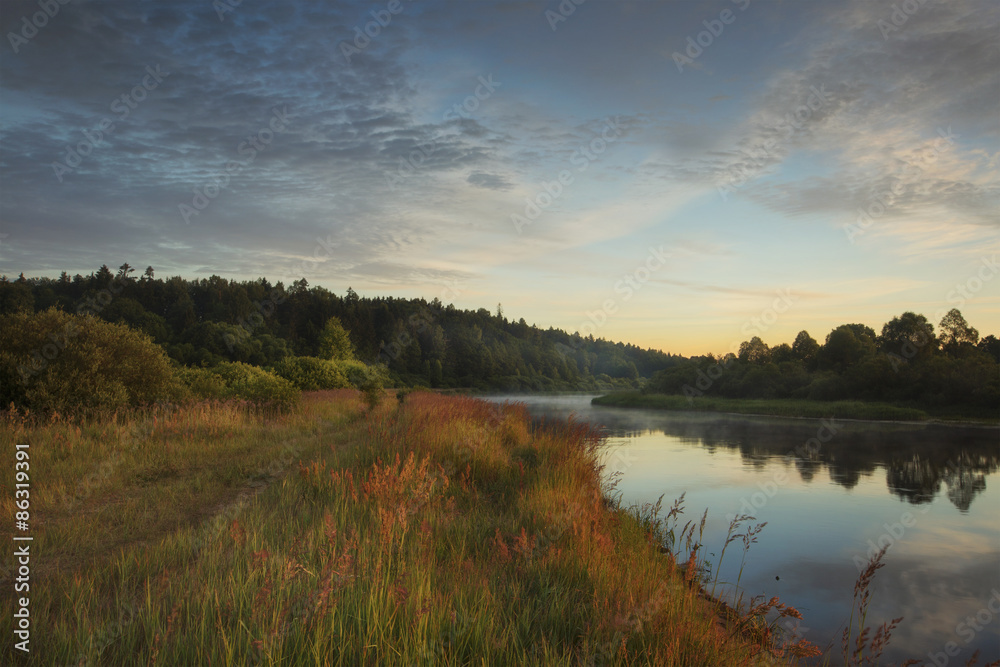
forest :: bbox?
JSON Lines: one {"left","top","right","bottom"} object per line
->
{"left": 1, "top": 264, "right": 996, "bottom": 415}
{"left": 0, "top": 264, "right": 674, "bottom": 401}
{"left": 645, "top": 313, "right": 999, "bottom": 414}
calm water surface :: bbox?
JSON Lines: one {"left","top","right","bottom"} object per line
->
{"left": 485, "top": 394, "right": 1000, "bottom": 664}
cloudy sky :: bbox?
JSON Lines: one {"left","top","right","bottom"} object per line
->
{"left": 1, "top": 0, "right": 997, "bottom": 355}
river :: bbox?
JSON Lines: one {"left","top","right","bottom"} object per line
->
{"left": 484, "top": 394, "right": 1000, "bottom": 665}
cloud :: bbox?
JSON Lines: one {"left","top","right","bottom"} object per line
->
{"left": 1, "top": 0, "right": 997, "bottom": 347}
{"left": 734, "top": 0, "right": 1000, "bottom": 226}
{"left": 652, "top": 280, "right": 773, "bottom": 298}
{"left": 466, "top": 171, "right": 513, "bottom": 191}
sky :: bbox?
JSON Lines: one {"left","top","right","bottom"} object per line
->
{"left": 1, "top": 0, "right": 998, "bottom": 356}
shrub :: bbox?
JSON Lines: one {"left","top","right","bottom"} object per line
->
{"left": 335, "top": 359, "right": 390, "bottom": 390}
{"left": 173, "top": 365, "right": 228, "bottom": 400}
{"left": 197, "top": 361, "right": 299, "bottom": 411}
{"left": 271, "top": 356, "right": 351, "bottom": 390}
{"left": 329, "top": 359, "right": 389, "bottom": 411}
{"left": 0, "top": 308, "right": 180, "bottom": 415}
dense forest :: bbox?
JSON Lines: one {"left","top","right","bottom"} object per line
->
{"left": 1, "top": 264, "right": 996, "bottom": 415}
{"left": 0, "top": 264, "right": 675, "bottom": 394}
{"left": 647, "top": 314, "right": 999, "bottom": 413}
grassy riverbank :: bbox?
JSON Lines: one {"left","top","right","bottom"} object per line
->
{"left": 2, "top": 390, "right": 823, "bottom": 665}
{"left": 592, "top": 392, "right": 936, "bottom": 421}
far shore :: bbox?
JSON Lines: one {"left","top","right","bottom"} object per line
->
{"left": 591, "top": 391, "right": 1000, "bottom": 427}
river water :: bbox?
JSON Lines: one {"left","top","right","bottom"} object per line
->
{"left": 484, "top": 394, "right": 1000, "bottom": 665}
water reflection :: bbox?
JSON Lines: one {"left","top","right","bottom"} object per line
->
{"left": 508, "top": 396, "right": 1000, "bottom": 513}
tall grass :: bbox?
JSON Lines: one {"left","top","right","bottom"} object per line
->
{"left": 3, "top": 391, "right": 830, "bottom": 665}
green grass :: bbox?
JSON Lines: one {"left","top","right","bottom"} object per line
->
{"left": 592, "top": 392, "right": 932, "bottom": 422}
{"left": 1, "top": 390, "right": 828, "bottom": 665}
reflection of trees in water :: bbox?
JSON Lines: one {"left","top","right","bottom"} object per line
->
{"left": 828, "top": 463, "right": 863, "bottom": 489}
{"left": 584, "top": 408, "right": 999, "bottom": 512}
{"left": 886, "top": 457, "right": 938, "bottom": 504}
{"left": 888, "top": 452, "right": 991, "bottom": 512}
{"left": 945, "top": 468, "right": 987, "bottom": 513}
{"left": 518, "top": 401, "right": 999, "bottom": 512}
{"left": 794, "top": 458, "right": 821, "bottom": 483}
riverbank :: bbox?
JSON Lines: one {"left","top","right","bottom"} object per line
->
{"left": 592, "top": 391, "right": 999, "bottom": 425}
{"left": 0, "top": 390, "right": 819, "bottom": 665}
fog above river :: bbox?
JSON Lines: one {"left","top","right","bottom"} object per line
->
{"left": 493, "top": 395, "right": 1000, "bottom": 513}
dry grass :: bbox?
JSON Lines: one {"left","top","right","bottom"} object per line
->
{"left": 2, "top": 390, "right": 837, "bottom": 665}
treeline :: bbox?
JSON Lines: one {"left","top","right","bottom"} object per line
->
{"left": 4, "top": 265, "right": 996, "bottom": 412}
{"left": 0, "top": 264, "right": 677, "bottom": 392}
{"left": 648, "top": 312, "right": 999, "bottom": 413}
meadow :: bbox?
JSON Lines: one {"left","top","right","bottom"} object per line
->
{"left": 0, "top": 390, "right": 842, "bottom": 666}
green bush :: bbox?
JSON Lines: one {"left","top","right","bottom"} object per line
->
{"left": 187, "top": 361, "right": 299, "bottom": 411}
{"left": 271, "top": 356, "right": 350, "bottom": 390}
{"left": 173, "top": 366, "right": 228, "bottom": 400}
{"left": 335, "top": 359, "right": 389, "bottom": 389}
{"left": 0, "top": 308, "right": 180, "bottom": 415}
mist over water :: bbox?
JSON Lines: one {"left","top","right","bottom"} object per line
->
{"left": 486, "top": 394, "right": 1000, "bottom": 664}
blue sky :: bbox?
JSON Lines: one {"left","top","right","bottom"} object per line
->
{"left": 1, "top": 0, "right": 997, "bottom": 355}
